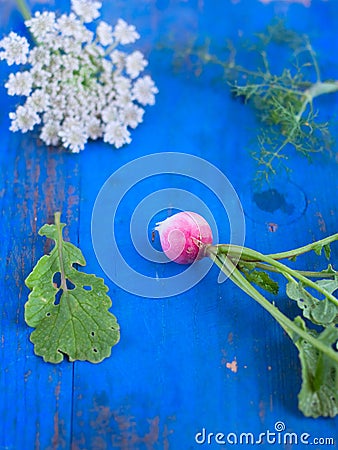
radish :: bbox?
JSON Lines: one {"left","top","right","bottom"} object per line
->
{"left": 155, "top": 211, "right": 213, "bottom": 264}
{"left": 155, "top": 211, "right": 338, "bottom": 418}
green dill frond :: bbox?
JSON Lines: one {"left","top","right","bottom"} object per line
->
{"left": 174, "top": 19, "right": 338, "bottom": 183}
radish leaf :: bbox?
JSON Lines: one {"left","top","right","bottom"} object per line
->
{"left": 286, "top": 279, "right": 338, "bottom": 326}
{"left": 295, "top": 317, "right": 338, "bottom": 418}
{"left": 24, "top": 212, "right": 120, "bottom": 363}
{"left": 241, "top": 267, "right": 279, "bottom": 295}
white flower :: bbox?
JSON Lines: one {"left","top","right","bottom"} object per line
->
{"left": 25, "top": 11, "right": 57, "bottom": 41}
{"left": 26, "top": 89, "right": 50, "bottom": 112}
{"left": 40, "top": 120, "right": 61, "bottom": 146}
{"left": 57, "top": 13, "right": 83, "bottom": 39}
{"left": 103, "top": 121, "right": 131, "bottom": 148}
{"left": 126, "top": 51, "right": 147, "bottom": 79}
{"left": 5, "top": 71, "right": 33, "bottom": 96}
{"left": 28, "top": 46, "right": 51, "bottom": 67}
{"left": 58, "top": 54, "right": 80, "bottom": 77}
{"left": 115, "top": 91, "right": 133, "bottom": 108}
{"left": 87, "top": 117, "right": 103, "bottom": 139}
{"left": 9, "top": 105, "right": 41, "bottom": 132}
{"left": 0, "top": 4, "right": 157, "bottom": 151}
{"left": 0, "top": 32, "right": 29, "bottom": 65}
{"left": 59, "top": 117, "right": 88, "bottom": 153}
{"left": 132, "top": 75, "right": 159, "bottom": 105}
{"left": 113, "top": 19, "right": 139, "bottom": 45}
{"left": 71, "top": 0, "right": 101, "bottom": 23}
{"left": 59, "top": 37, "right": 83, "bottom": 55}
{"left": 29, "top": 67, "right": 51, "bottom": 89}
{"left": 120, "top": 103, "right": 144, "bottom": 128}
{"left": 110, "top": 50, "right": 126, "bottom": 72}
{"left": 96, "top": 21, "right": 113, "bottom": 46}
{"left": 101, "top": 105, "right": 118, "bottom": 123}
{"left": 114, "top": 75, "right": 132, "bottom": 93}
{"left": 58, "top": 14, "right": 94, "bottom": 43}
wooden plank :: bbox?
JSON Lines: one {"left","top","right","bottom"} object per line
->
{"left": 0, "top": 133, "right": 78, "bottom": 448}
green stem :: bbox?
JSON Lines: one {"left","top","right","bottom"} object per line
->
{"left": 296, "top": 81, "right": 338, "bottom": 121}
{"left": 54, "top": 212, "right": 68, "bottom": 292}
{"left": 244, "top": 261, "right": 335, "bottom": 279}
{"left": 262, "top": 79, "right": 338, "bottom": 168}
{"left": 267, "top": 233, "right": 338, "bottom": 260}
{"left": 264, "top": 130, "right": 296, "bottom": 171}
{"left": 305, "top": 41, "right": 321, "bottom": 82}
{"left": 213, "top": 243, "right": 338, "bottom": 307}
{"left": 208, "top": 248, "right": 338, "bottom": 364}
{"left": 104, "top": 42, "right": 118, "bottom": 56}
{"left": 307, "top": 80, "right": 338, "bottom": 99}
{"left": 16, "top": 0, "right": 32, "bottom": 21}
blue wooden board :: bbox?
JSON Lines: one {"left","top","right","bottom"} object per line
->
{"left": 0, "top": 0, "right": 337, "bottom": 449}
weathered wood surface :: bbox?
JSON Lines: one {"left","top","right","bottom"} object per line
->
{"left": 0, "top": 0, "right": 337, "bottom": 449}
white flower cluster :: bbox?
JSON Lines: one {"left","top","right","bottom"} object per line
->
{"left": 0, "top": 0, "right": 158, "bottom": 152}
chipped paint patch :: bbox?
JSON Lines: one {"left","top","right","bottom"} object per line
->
{"left": 315, "top": 211, "right": 326, "bottom": 232}
{"left": 80, "top": 397, "right": 176, "bottom": 450}
{"left": 226, "top": 359, "right": 238, "bottom": 373}
{"left": 259, "top": 400, "right": 266, "bottom": 422}
{"left": 227, "top": 332, "right": 234, "bottom": 344}
{"left": 24, "top": 369, "right": 32, "bottom": 382}
{"left": 50, "top": 381, "right": 67, "bottom": 449}
{"left": 267, "top": 222, "right": 278, "bottom": 233}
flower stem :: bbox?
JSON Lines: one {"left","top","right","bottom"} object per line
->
{"left": 15, "top": 0, "right": 32, "bottom": 21}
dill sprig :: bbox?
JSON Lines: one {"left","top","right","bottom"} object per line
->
{"left": 175, "top": 20, "right": 338, "bottom": 183}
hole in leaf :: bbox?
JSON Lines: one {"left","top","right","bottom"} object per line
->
{"left": 53, "top": 272, "right": 61, "bottom": 288}
{"left": 46, "top": 312, "right": 51, "bottom": 317}
{"left": 91, "top": 331, "right": 95, "bottom": 337}
{"left": 66, "top": 279, "right": 75, "bottom": 290}
{"left": 55, "top": 289, "right": 63, "bottom": 305}
{"left": 83, "top": 286, "right": 92, "bottom": 291}
{"left": 93, "top": 348, "right": 98, "bottom": 353}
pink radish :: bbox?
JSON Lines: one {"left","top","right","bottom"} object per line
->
{"left": 155, "top": 211, "right": 213, "bottom": 264}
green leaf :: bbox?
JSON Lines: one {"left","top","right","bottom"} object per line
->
{"left": 324, "top": 244, "right": 331, "bottom": 260}
{"left": 313, "top": 242, "right": 331, "bottom": 260}
{"left": 286, "top": 279, "right": 337, "bottom": 326}
{"left": 24, "top": 213, "right": 120, "bottom": 364}
{"left": 294, "top": 317, "right": 338, "bottom": 418}
{"left": 242, "top": 268, "right": 279, "bottom": 295}
{"left": 321, "top": 264, "right": 336, "bottom": 275}
{"left": 316, "top": 276, "right": 338, "bottom": 295}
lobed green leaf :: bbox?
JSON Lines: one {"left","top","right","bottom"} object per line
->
{"left": 241, "top": 267, "right": 279, "bottom": 295}
{"left": 294, "top": 317, "right": 338, "bottom": 418}
{"left": 286, "top": 278, "right": 338, "bottom": 327}
{"left": 25, "top": 214, "right": 120, "bottom": 363}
